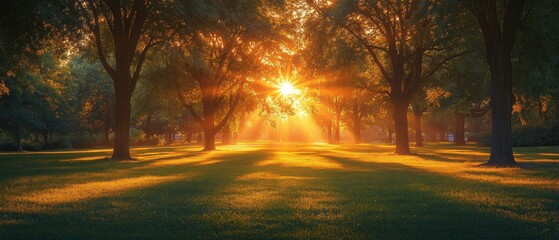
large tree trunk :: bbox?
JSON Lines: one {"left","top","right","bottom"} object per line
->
{"left": 111, "top": 85, "right": 132, "bottom": 160}
{"left": 414, "top": 112, "right": 423, "bottom": 147}
{"left": 204, "top": 131, "right": 216, "bottom": 151}
{"left": 454, "top": 112, "right": 466, "bottom": 145}
{"left": 203, "top": 114, "right": 216, "bottom": 151}
{"left": 468, "top": 0, "right": 524, "bottom": 166}
{"left": 486, "top": 58, "right": 515, "bottom": 166}
{"left": 393, "top": 101, "right": 411, "bottom": 154}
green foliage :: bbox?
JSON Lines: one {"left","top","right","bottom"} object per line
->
{"left": 476, "top": 123, "right": 559, "bottom": 147}
{"left": 0, "top": 48, "right": 74, "bottom": 148}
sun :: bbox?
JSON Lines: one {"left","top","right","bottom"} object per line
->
{"left": 279, "top": 82, "right": 299, "bottom": 96}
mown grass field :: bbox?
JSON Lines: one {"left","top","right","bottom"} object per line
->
{"left": 0, "top": 143, "right": 558, "bottom": 239}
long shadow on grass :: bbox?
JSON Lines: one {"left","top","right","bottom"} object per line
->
{"left": 314, "top": 153, "right": 559, "bottom": 240}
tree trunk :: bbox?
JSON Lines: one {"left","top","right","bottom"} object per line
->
{"left": 454, "top": 112, "right": 466, "bottom": 145}
{"left": 414, "top": 112, "right": 423, "bottom": 147}
{"left": 16, "top": 136, "right": 23, "bottom": 152}
{"left": 353, "top": 122, "right": 361, "bottom": 144}
{"left": 145, "top": 114, "right": 152, "bottom": 142}
{"left": 43, "top": 132, "right": 48, "bottom": 149}
{"left": 468, "top": 0, "right": 524, "bottom": 166}
{"left": 202, "top": 113, "right": 216, "bottom": 151}
{"left": 111, "top": 85, "right": 132, "bottom": 160}
{"left": 393, "top": 101, "right": 411, "bottom": 154}
{"left": 204, "top": 131, "right": 216, "bottom": 151}
{"left": 486, "top": 59, "right": 515, "bottom": 166}
{"left": 352, "top": 103, "right": 361, "bottom": 144}
{"left": 334, "top": 110, "right": 341, "bottom": 144}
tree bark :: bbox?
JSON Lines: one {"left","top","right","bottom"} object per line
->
{"left": 393, "top": 101, "right": 411, "bottom": 154}
{"left": 202, "top": 113, "right": 216, "bottom": 151}
{"left": 454, "top": 112, "right": 466, "bottom": 145}
{"left": 414, "top": 112, "right": 423, "bottom": 147}
{"left": 486, "top": 59, "right": 515, "bottom": 165}
{"left": 204, "top": 131, "right": 216, "bottom": 151}
{"left": 111, "top": 85, "right": 132, "bottom": 160}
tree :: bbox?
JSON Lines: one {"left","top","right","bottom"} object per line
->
{"left": 77, "top": 0, "right": 179, "bottom": 159}
{"left": 464, "top": 0, "right": 527, "bottom": 166}
{"left": 172, "top": 0, "right": 280, "bottom": 151}
{"left": 133, "top": 56, "right": 183, "bottom": 145}
{"left": 70, "top": 57, "right": 114, "bottom": 144}
{"left": 0, "top": 48, "right": 72, "bottom": 150}
{"left": 308, "top": 0, "right": 464, "bottom": 154}
{"left": 1, "top": 0, "right": 77, "bottom": 103}
{"left": 439, "top": 54, "right": 490, "bottom": 145}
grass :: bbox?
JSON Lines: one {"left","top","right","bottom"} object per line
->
{"left": 0, "top": 142, "right": 558, "bottom": 239}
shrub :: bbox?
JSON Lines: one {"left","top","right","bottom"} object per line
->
{"left": 70, "top": 134, "right": 107, "bottom": 149}
{"left": 476, "top": 124, "right": 559, "bottom": 147}
{"left": 475, "top": 132, "right": 492, "bottom": 147}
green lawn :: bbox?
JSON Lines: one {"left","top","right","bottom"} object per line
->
{"left": 0, "top": 143, "right": 558, "bottom": 239}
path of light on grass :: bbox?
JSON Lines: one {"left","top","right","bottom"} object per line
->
{"left": 327, "top": 146, "right": 559, "bottom": 191}
{"left": 256, "top": 151, "right": 345, "bottom": 170}
{"left": 16, "top": 175, "right": 188, "bottom": 205}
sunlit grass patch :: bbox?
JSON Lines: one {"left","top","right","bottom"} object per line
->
{"left": 236, "top": 172, "right": 314, "bottom": 181}
{"left": 256, "top": 151, "right": 345, "bottom": 169}
{"left": 60, "top": 156, "right": 106, "bottom": 162}
{"left": 441, "top": 190, "right": 557, "bottom": 223}
{"left": 15, "top": 174, "right": 188, "bottom": 205}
